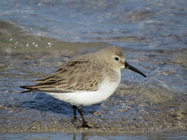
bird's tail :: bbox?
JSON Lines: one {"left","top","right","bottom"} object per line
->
{"left": 19, "top": 85, "right": 37, "bottom": 93}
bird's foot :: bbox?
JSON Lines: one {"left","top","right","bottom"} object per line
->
{"left": 71, "top": 117, "right": 91, "bottom": 128}
{"left": 81, "top": 121, "right": 92, "bottom": 128}
{"left": 76, "top": 121, "right": 92, "bottom": 129}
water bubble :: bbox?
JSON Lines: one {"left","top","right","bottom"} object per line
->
{"left": 48, "top": 42, "right": 53, "bottom": 47}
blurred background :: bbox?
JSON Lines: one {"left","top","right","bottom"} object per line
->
{"left": 0, "top": 0, "right": 186, "bottom": 139}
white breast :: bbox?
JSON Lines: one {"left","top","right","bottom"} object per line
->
{"left": 47, "top": 76, "right": 120, "bottom": 106}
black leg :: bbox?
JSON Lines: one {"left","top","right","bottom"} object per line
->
{"left": 72, "top": 105, "right": 77, "bottom": 122}
{"left": 78, "top": 106, "right": 91, "bottom": 128}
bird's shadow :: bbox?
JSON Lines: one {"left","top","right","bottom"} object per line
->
{"left": 19, "top": 92, "right": 101, "bottom": 117}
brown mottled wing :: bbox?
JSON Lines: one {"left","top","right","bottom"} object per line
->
{"left": 23, "top": 59, "right": 103, "bottom": 93}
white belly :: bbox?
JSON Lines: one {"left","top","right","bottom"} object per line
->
{"left": 46, "top": 79, "right": 120, "bottom": 106}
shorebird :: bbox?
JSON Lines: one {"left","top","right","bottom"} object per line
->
{"left": 20, "top": 46, "right": 146, "bottom": 128}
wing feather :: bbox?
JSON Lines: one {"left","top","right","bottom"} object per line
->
{"left": 25, "top": 59, "right": 104, "bottom": 93}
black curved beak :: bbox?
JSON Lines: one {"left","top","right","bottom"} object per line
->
{"left": 125, "top": 62, "right": 146, "bottom": 77}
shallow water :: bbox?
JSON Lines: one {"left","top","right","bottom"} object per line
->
{"left": 1, "top": 131, "right": 187, "bottom": 140}
{"left": 0, "top": 0, "right": 186, "bottom": 139}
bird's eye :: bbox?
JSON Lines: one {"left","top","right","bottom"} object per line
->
{"left": 115, "top": 57, "right": 119, "bottom": 61}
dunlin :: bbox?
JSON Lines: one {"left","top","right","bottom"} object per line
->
{"left": 20, "top": 46, "right": 146, "bottom": 128}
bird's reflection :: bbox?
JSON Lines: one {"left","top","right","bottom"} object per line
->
{"left": 72, "top": 132, "right": 97, "bottom": 140}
